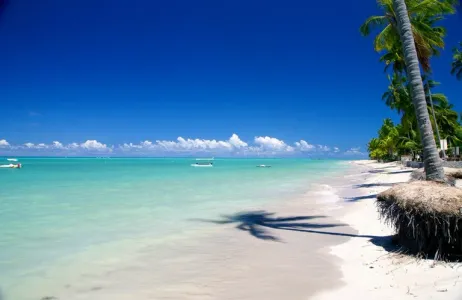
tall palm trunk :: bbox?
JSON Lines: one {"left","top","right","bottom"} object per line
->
{"left": 392, "top": 0, "right": 445, "bottom": 181}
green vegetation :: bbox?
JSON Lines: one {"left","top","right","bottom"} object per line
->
{"left": 364, "top": 0, "right": 462, "bottom": 259}
{"left": 361, "top": 0, "right": 460, "bottom": 177}
{"left": 368, "top": 75, "right": 462, "bottom": 162}
{"left": 360, "top": 0, "right": 456, "bottom": 73}
{"left": 452, "top": 42, "right": 462, "bottom": 80}
{"left": 368, "top": 118, "right": 421, "bottom": 161}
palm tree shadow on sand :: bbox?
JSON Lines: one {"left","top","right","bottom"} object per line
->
{"left": 194, "top": 210, "right": 396, "bottom": 248}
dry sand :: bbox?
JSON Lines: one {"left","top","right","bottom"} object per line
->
{"left": 314, "top": 160, "right": 462, "bottom": 300}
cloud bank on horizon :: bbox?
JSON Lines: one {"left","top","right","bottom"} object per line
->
{"left": 0, "top": 134, "right": 365, "bottom": 157}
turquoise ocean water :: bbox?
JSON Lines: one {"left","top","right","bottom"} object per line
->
{"left": 0, "top": 158, "right": 347, "bottom": 299}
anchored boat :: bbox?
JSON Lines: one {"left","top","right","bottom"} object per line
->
{"left": 191, "top": 158, "right": 214, "bottom": 167}
{"left": 1, "top": 158, "right": 21, "bottom": 168}
{"left": 0, "top": 163, "right": 22, "bottom": 169}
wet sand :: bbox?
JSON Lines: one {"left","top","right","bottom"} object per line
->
{"left": 25, "top": 164, "right": 359, "bottom": 300}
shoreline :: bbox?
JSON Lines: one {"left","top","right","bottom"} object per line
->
{"left": 314, "top": 160, "right": 462, "bottom": 300}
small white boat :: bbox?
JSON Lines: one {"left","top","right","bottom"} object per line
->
{"left": 256, "top": 164, "right": 271, "bottom": 168}
{"left": 191, "top": 158, "right": 214, "bottom": 167}
{"left": 7, "top": 158, "right": 18, "bottom": 162}
{"left": 0, "top": 163, "right": 22, "bottom": 169}
{"left": 191, "top": 162, "right": 214, "bottom": 167}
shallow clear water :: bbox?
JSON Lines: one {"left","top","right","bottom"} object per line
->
{"left": 0, "top": 158, "right": 347, "bottom": 298}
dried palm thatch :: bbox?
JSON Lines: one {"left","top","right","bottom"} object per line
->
{"left": 377, "top": 181, "right": 462, "bottom": 260}
{"left": 411, "top": 168, "right": 462, "bottom": 185}
{"left": 444, "top": 168, "right": 462, "bottom": 180}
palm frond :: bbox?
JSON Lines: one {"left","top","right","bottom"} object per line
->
{"left": 362, "top": 0, "right": 457, "bottom": 73}
{"left": 408, "top": 0, "right": 457, "bottom": 16}
{"left": 452, "top": 43, "right": 462, "bottom": 80}
{"left": 360, "top": 15, "right": 389, "bottom": 36}
{"left": 412, "top": 19, "right": 446, "bottom": 50}
{"left": 430, "top": 93, "right": 449, "bottom": 106}
{"left": 374, "top": 24, "right": 398, "bottom": 51}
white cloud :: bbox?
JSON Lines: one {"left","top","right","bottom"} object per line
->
{"left": 345, "top": 147, "right": 364, "bottom": 155}
{"left": 0, "top": 134, "right": 345, "bottom": 156}
{"left": 22, "top": 142, "right": 48, "bottom": 149}
{"left": 120, "top": 143, "right": 141, "bottom": 150}
{"left": 22, "top": 143, "right": 48, "bottom": 149}
{"left": 140, "top": 140, "right": 154, "bottom": 148}
{"left": 80, "top": 140, "right": 111, "bottom": 151}
{"left": 120, "top": 134, "right": 289, "bottom": 155}
{"left": 248, "top": 136, "right": 298, "bottom": 155}
{"left": 254, "top": 136, "right": 288, "bottom": 150}
{"left": 19, "top": 140, "right": 111, "bottom": 152}
{"left": 317, "top": 145, "right": 331, "bottom": 152}
{"left": 154, "top": 134, "right": 248, "bottom": 153}
{"left": 294, "top": 140, "right": 315, "bottom": 151}
{"left": 52, "top": 141, "right": 65, "bottom": 149}
{"left": 229, "top": 134, "right": 248, "bottom": 148}
{"left": 68, "top": 142, "right": 80, "bottom": 149}
{"left": 157, "top": 137, "right": 231, "bottom": 152}
{"left": 0, "top": 139, "right": 10, "bottom": 147}
{"left": 120, "top": 140, "right": 156, "bottom": 151}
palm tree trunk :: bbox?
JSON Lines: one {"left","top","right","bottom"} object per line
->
{"left": 392, "top": 0, "right": 445, "bottom": 181}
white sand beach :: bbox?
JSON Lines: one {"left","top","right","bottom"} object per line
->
{"left": 315, "top": 161, "right": 462, "bottom": 300}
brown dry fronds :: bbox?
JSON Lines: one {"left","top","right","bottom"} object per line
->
{"left": 377, "top": 181, "right": 462, "bottom": 260}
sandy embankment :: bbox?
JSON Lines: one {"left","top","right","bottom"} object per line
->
{"left": 314, "top": 160, "right": 462, "bottom": 300}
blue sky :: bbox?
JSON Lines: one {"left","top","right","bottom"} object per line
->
{"left": 1, "top": 0, "right": 461, "bottom": 157}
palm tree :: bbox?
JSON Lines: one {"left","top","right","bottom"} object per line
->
{"left": 362, "top": 1, "right": 457, "bottom": 161}
{"left": 368, "top": 138, "right": 383, "bottom": 160}
{"left": 392, "top": 0, "right": 445, "bottom": 181}
{"left": 382, "top": 74, "right": 411, "bottom": 113}
{"left": 423, "top": 77, "right": 445, "bottom": 158}
{"left": 368, "top": 119, "right": 401, "bottom": 160}
{"left": 380, "top": 119, "right": 401, "bottom": 156}
{"left": 397, "top": 125, "right": 421, "bottom": 160}
{"left": 382, "top": 74, "right": 418, "bottom": 141}
{"left": 380, "top": 45, "right": 406, "bottom": 74}
{"left": 452, "top": 42, "right": 462, "bottom": 80}
{"left": 431, "top": 97, "right": 462, "bottom": 147}
{"left": 360, "top": 0, "right": 456, "bottom": 73}
{"left": 381, "top": 75, "right": 461, "bottom": 155}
